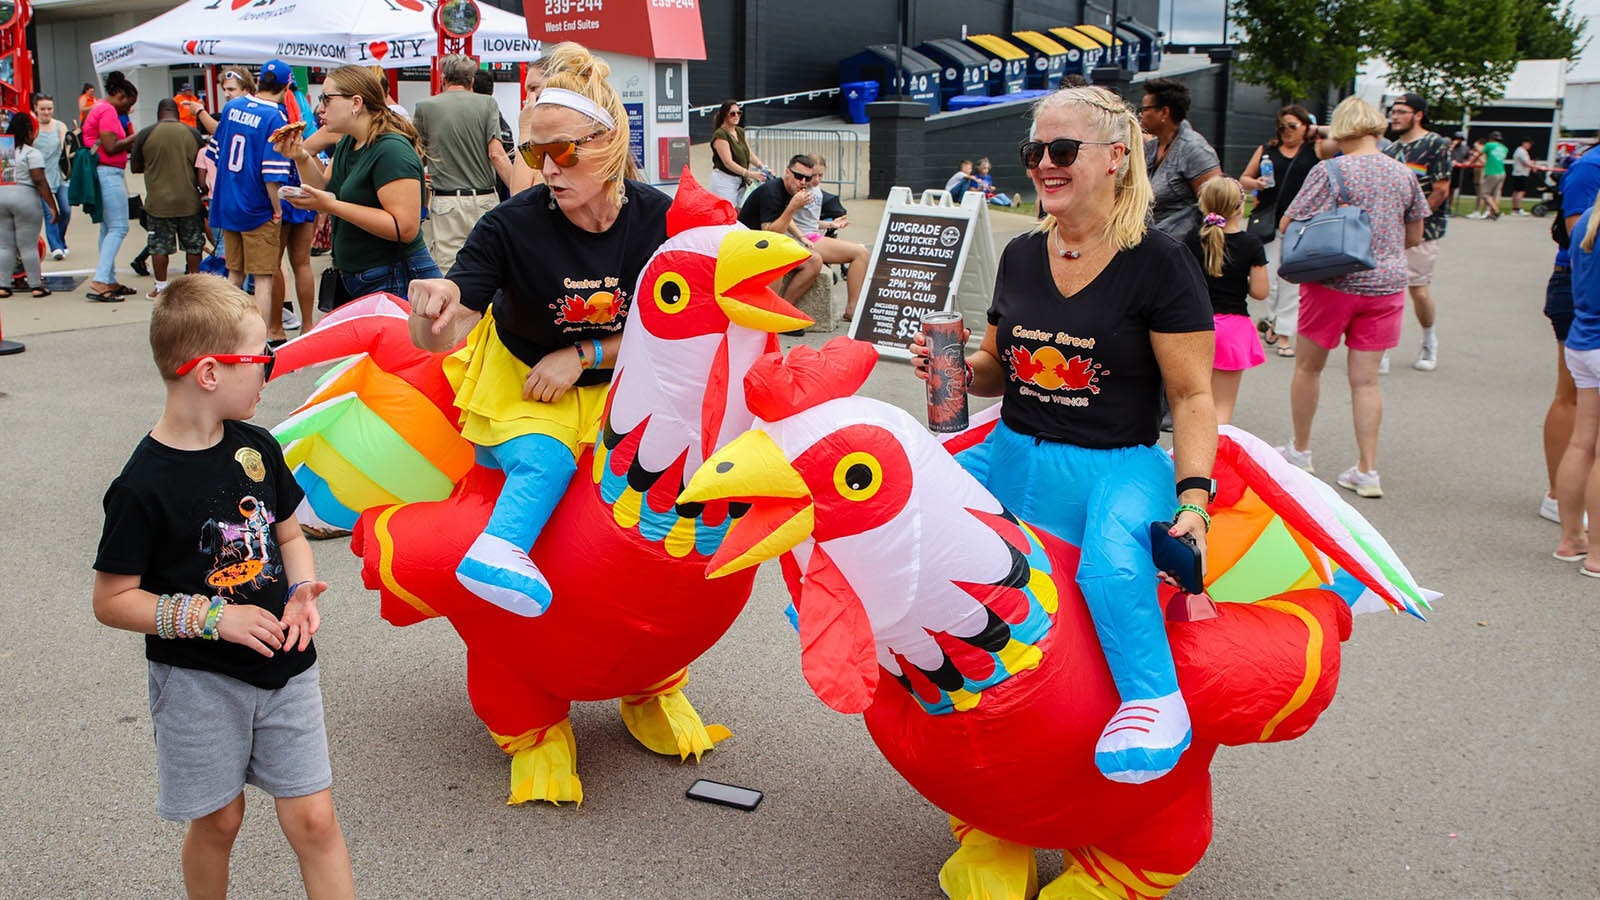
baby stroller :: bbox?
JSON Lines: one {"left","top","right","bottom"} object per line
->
{"left": 1529, "top": 170, "right": 1562, "bottom": 218}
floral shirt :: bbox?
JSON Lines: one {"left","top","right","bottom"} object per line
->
{"left": 1284, "top": 153, "right": 1428, "bottom": 296}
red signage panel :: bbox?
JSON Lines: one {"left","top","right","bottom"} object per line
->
{"left": 523, "top": 0, "right": 705, "bottom": 60}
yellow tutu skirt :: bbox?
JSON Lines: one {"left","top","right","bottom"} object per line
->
{"left": 444, "top": 310, "right": 608, "bottom": 453}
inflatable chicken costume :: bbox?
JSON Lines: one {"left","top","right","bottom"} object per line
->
{"left": 269, "top": 175, "right": 813, "bottom": 804}
{"left": 680, "top": 339, "right": 1437, "bottom": 899}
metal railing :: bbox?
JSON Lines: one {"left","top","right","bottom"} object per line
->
{"left": 687, "top": 87, "right": 843, "bottom": 118}
{"left": 746, "top": 127, "right": 866, "bottom": 199}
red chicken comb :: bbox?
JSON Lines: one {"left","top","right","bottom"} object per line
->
{"left": 666, "top": 168, "right": 738, "bottom": 236}
{"left": 744, "top": 337, "right": 879, "bottom": 422}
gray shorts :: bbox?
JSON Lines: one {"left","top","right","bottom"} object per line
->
{"left": 148, "top": 660, "right": 332, "bottom": 822}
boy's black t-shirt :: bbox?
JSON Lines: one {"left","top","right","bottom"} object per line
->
{"left": 95, "top": 421, "right": 310, "bottom": 690}
{"left": 1185, "top": 230, "right": 1268, "bottom": 316}
{"left": 448, "top": 180, "right": 671, "bottom": 387}
{"left": 987, "top": 230, "right": 1213, "bottom": 449}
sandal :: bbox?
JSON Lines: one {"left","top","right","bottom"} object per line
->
{"left": 1275, "top": 344, "right": 1295, "bottom": 358}
{"left": 85, "top": 290, "right": 125, "bottom": 303}
{"left": 110, "top": 284, "right": 137, "bottom": 296}
{"left": 29, "top": 286, "right": 51, "bottom": 298}
{"left": 0, "top": 287, "right": 11, "bottom": 298}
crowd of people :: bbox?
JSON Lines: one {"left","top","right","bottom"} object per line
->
{"left": 61, "top": 38, "right": 1600, "bottom": 899}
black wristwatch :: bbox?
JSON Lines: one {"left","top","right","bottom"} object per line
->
{"left": 1176, "top": 476, "right": 1217, "bottom": 502}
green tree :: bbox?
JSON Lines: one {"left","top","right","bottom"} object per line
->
{"left": 1231, "top": 0, "right": 1395, "bottom": 104}
{"left": 1513, "top": 0, "right": 1589, "bottom": 63}
{"left": 1380, "top": 0, "right": 1520, "bottom": 118}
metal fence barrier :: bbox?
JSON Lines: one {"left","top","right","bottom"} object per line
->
{"left": 746, "top": 127, "right": 865, "bottom": 199}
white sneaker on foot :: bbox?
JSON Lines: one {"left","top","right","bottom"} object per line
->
{"left": 1413, "top": 342, "right": 1437, "bottom": 371}
{"left": 1337, "top": 465, "right": 1382, "bottom": 498}
{"left": 1540, "top": 494, "right": 1587, "bottom": 526}
{"left": 1378, "top": 350, "right": 1391, "bottom": 375}
{"left": 48, "top": 248, "right": 65, "bottom": 261}
{"left": 1094, "top": 691, "right": 1192, "bottom": 784}
{"left": 1275, "top": 443, "right": 1315, "bottom": 474}
{"left": 282, "top": 305, "right": 302, "bottom": 330}
{"left": 456, "top": 533, "right": 554, "bottom": 617}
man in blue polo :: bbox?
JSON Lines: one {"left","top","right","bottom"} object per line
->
{"left": 208, "top": 59, "right": 292, "bottom": 328}
{"left": 1539, "top": 136, "right": 1600, "bottom": 523}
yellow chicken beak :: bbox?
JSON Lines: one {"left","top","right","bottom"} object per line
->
{"left": 679, "top": 430, "right": 815, "bottom": 578}
{"left": 714, "top": 230, "right": 814, "bottom": 333}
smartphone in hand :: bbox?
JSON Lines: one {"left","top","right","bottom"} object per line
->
{"left": 1149, "top": 522, "right": 1204, "bottom": 595}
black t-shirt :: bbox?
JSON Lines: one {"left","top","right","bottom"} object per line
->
{"left": 1185, "top": 230, "right": 1268, "bottom": 316}
{"left": 987, "top": 230, "right": 1213, "bottom": 449}
{"left": 1270, "top": 141, "right": 1320, "bottom": 219}
{"left": 449, "top": 180, "right": 671, "bottom": 388}
{"left": 94, "top": 421, "right": 311, "bottom": 690}
{"left": 737, "top": 177, "right": 795, "bottom": 232}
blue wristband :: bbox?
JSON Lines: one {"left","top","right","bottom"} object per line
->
{"left": 591, "top": 338, "right": 604, "bottom": 370}
{"left": 287, "top": 580, "right": 309, "bottom": 598}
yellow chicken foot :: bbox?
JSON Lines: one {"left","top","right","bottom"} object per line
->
{"left": 492, "top": 719, "right": 583, "bottom": 806}
{"left": 618, "top": 668, "right": 732, "bottom": 760}
{"left": 938, "top": 816, "right": 1039, "bottom": 900}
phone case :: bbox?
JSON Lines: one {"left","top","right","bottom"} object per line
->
{"left": 1149, "top": 521, "right": 1204, "bottom": 595}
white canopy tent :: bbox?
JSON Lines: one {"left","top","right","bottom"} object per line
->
{"left": 89, "top": 0, "right": 541, "bottom": 73}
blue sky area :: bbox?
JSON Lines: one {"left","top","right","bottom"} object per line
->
{"left": 1160, "top": 0, "right": 1599, "bottom": 80}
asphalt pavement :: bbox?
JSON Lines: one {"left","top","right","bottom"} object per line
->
{"left": 1, "top": 201, "right": 1596, "bottom": 899}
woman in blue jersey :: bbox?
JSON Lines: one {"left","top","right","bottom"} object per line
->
{"left": 274, "top": 65, "right": 440, "bottom": 298}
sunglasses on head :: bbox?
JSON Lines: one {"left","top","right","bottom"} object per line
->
{"left": 1019, "top": 138, "right": 1121, "bottom": 170}
{"left": 518, "top": 128, "right": 606, "bottom": 169}
{"left": 175, "top": 343, "right": 276, "bottom": 381}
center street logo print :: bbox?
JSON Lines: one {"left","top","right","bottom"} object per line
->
{"left": 1007, "top": 344, "right": 1104, "bottom": 408}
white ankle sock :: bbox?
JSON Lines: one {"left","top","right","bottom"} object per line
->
{"left": 1421, "top": 326, "right": 1436, "bottom": 348}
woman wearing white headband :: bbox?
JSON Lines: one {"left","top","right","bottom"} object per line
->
{"left": 407, "top": 43, "right": 671, "bottom": 617}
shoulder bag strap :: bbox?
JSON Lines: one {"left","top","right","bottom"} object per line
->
{"left": 1325, "top": 158, "right": 1349, "bottom": 206}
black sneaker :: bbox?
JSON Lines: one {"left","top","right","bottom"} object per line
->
{"left": 130, "top": 258, "right": 151, "bottom": 277}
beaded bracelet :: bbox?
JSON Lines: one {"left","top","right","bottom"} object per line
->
{"left": 155, "top": 593, "right": 173, "bottom": 639}
{"left": 574, "top": 341, "right": 588, "bottom": 369}
{"left": 202, "top": 597, "right": 227, "bottom": 640}
{"left": 1175, "top": 503, "right": 1212, "bottom": 532}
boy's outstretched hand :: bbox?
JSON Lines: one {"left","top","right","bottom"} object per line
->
{"left": 280, "top": 581, "right": 328, "bottom": 653}
{"left": 217, "top": 603, "right": 288, "bottom": 657}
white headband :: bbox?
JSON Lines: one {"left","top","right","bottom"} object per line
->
{"left": 533, "top": 87, "right": 616, "bottom": 130}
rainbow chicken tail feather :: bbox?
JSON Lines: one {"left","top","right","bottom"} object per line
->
{"left": 1204, "top": 425, "right": 1441, "bottom": 617}
{"left": 618, "top": 669, "right": 731, "bottom": 760}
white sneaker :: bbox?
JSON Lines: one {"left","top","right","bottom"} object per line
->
{"left": 1378, "top": 350, "right": 1391, "bottom": 375}
{"left": 1515, "top": 210, "right": 1530, "bottom": 216}
{"left": 1275, "top": 443, "right": 1315, "bottom": 474}
{"left": 1337, "top": 465, "right": 1382, "bottom": 498}
{"left": 1467, "top": 211, "right": 1485, "bottom": 219}
{"left": 1540, "top": 494, "right": 1587, "bottom": 527}
{"left": 1093, "top": 691, "right": 1192, "bottom": 784}
{"left": 1413, "top": 342, "right": 1437, "bottom": 371}
{"left": 282, "top": 304, "right": 302, "bottom": 331}
{"left": 48, "top": 249, "right": 65, "bottom": 261}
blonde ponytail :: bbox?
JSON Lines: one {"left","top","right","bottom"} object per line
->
{"left": 1582, "top": 192, "right": 1600, "bottom": 254}
{"left": 1196, "top": 177, "right": 1245, "bottom": 277}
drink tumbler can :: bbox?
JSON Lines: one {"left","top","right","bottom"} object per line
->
{"left": 923, "top": 310, "right": 969, "bottom": 433}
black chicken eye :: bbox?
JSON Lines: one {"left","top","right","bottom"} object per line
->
{"left": 845, "top": 463, "right": 873, "bottom": 491}
{"left": 660, "top": 281, "right": 682, "bottom": 305}
{"left": 755, "top": 239, "right": 770, "bottom": 249}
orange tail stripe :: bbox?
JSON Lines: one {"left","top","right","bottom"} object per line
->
{"left": 1254, "top": 599, "right": 1325, "bottom": 740}
{"left": 373, "top": 505, "right": 441, "bottom": 621}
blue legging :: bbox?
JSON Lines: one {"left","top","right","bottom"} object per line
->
{"left": 957, "top": 418, "right": 1178, "bottom": 702}
{"left": 475, "top": 434, "right": 578, "bottom": 551}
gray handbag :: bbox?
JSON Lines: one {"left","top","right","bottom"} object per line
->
{"left": 1277, "top": 160, "right": 1376, "bottom": 284}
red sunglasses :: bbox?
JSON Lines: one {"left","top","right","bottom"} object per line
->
{"left": 175, "top": 343, "right": 276, "bottom": 380}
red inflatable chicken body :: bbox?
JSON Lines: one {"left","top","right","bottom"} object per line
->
{"left": 681, "top": 339, "right": 1433, "bottom": 899}
{"left": 273, "top": 175, "right": 812, "bottom": 804}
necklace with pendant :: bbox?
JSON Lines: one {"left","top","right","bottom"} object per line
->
{"left": 1050, "top": 229, "right": 1082, "bottom": 260}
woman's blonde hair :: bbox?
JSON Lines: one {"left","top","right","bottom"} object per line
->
{"left": 1581, "top": 192, "right": 1600, "bottom": 253}
{"left": 537, "top": 43, "right": 635, "bottom": 201}
{"left": 1028, "top": 86, "right": 1152, "bottom": 251}
{"left": 324, "top": 65, "right": 424, "bottom": 162}
{"left": 149, "top": 276, "right": 256, "bottom": 381}
{"left": 1197, "top": 176, "right": 1245, "bottom": 277}
{"left": 1330, "top": 96, "right": 1387, "bottom": 141}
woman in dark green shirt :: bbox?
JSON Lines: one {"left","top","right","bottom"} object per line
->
{"left": 276, "top": 65, "right": 442, "bottom": 297}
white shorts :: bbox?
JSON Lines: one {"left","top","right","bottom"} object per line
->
{"left": 1565, "top": 345, "right": 1600, "bottom": 390}
{"left": 1406, "top": 240, "right": 1439, "bottom": 287}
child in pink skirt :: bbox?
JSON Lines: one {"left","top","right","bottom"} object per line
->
{"left": 1188, "top": 177, "right": 1270, "bottom": 423}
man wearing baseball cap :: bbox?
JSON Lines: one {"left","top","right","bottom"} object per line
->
{"left": 206, "top": 59, "right": 292, "bottom": 337}
{"left": 1383, "top": 91, "right": 1452, "bottom": 371}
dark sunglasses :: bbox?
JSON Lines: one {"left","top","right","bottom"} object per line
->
{"left": 788, "top": 168, "right": 820, "bottom": 182}
{"left": 175, "top": 343, "right": 276, "bottom": 381}
{"left": 319, "top": 92, "right": 354, "bottom": 103}
{"left": 1019, "top": 138, "right": 1121, "bottom": 170}
{"left": 518, "top": 129, "right": 606, "bottom": 169}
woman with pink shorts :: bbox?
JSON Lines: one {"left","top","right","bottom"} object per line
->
{"left": 1275, "top": 97, "right": 1429, "bottom": 499}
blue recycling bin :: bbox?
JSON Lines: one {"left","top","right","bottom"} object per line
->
{"left": 841, "top": 80, "right": 880, "bottom": 124}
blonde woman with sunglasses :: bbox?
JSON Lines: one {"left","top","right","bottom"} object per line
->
{"left": 274, "top": 65, "right": 442, "bottom": 299}
{"left": 908, "top": 86, "right": 1216, "bottom": 793}
{"left": 404, "top": 43, "right": 671, "bottom": 616}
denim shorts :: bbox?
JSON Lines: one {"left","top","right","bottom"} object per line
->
{"left": 1546, "top": 267, "right": 1574, "bottom": 343}
{"left": 148, "top": 661, "right": 331, "bottom": 821}
{"left": 339, "top": 245, "right": 442, "bottom": 300}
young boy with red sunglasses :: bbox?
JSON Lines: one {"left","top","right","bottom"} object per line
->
{"left": 91, "top": 274, "right": 354, "bottom": 899}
